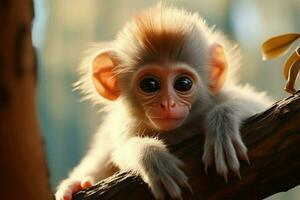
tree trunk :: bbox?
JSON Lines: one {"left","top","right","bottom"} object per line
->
{"left": 73, "top": 92, "right": 300, "bottom": 200}
{"left": 0, "top": 1, "right": 53, "bottom": 200}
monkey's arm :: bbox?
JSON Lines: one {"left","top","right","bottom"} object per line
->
{"left": 69, "top": 138, "right": 114, "bottom": 181}
{"left": 112, "top": 136, "right": 190, "bottom": 200}
{"left": 55, "top": 131, "right": 114, "bottom": 200}
{"left": 202, "top": 86, "right": 272, "bottom": 179}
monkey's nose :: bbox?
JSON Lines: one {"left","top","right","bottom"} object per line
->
{"left": 160, "top": 100, "right": 176, "bottom": 110}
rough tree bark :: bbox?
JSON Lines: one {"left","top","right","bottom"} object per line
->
{"left": 74, "top": 92, "right": 300, "bottom": 200}
{"left": 0, "top": 1, "right": 52, "bottom": 200}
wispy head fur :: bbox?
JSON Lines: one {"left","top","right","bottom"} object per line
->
{"left": 75, "top": 3, "right": 241, "bottom": 106}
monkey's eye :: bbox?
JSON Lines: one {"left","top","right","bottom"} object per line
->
{"left": 139, "top": 77, "right": 160, "bottom": 93}
{"left": 174, "top": 76, "right": 193, "bottom": 92}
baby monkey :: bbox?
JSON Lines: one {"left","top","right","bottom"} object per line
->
{"left": 55, "top": 4, "right": 272, "bottom": 200}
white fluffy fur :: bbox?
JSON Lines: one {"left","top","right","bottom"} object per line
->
{"left": 57, "top": 4, "right": 273, "bottom": 200}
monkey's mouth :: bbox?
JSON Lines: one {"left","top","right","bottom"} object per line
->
{"left": 152, "top": 117, "right": 185, "bottom": 123}
{"left": 150, "top": 117, "right": 185, "bottom": 131}
{"left": 154, "top": 117, "right": 184, "bottom": 120}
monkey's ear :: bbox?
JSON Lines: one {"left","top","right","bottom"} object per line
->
{"left": 92, "top": 51, "right": 120, "bottom": 101}
{"left": 208, "top": 44, "right": 228, "bottom": 94}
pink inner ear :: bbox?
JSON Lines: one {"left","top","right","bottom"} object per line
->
{"left": 97, "top": 68, "right": 118, "bottom": 93}
{"left": 92, "top": 53, "right": 120, "bottom": 101}
{"left": 210, "top": 65, "right": 222, "bottom": 83}
{"left": 209, "top": 44, "right": 228, "bottom": 94}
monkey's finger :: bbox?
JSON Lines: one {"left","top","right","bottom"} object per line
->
{"left": 223, "top": 136, "right": 240, "bottom": 177}
{"left": 61, "top": 189, "right": 72, "bottom": 200}
{"left": 232, "top": 136, "right": 250, "bottom": 164}
{"left": 64, "top": 180, "right": 82, "bottom": 194}
{"left": 178, "top": 177, "right": 193, "bottom": 194}
{"left": 167, "top": 164, "right": 188, "bottom": 182}
{"left": 81, "top": 177, "right": 94, "bottom": 189}
{"left": 160, "top": 171, "right": 183, "bottom": 200}
{"left": 167, "top": 165, "right": 192, "bottom": 193}
{"left": 169, "top": 154, "right": 185, "bottom": 168}
{"left": 202, "top": 149, "right": 214, "bottom": 174}
{"left": 152, "top": 183, "right": 165, "bottom": 200}
{"left": 57, "top": 182, "right": 82, "bottom": 200}
{"left": 144, "top": 174, "right": 165, "bottom": 200}
{"left": 202, "top": 140, "right": 214, "bottom": 173}
{"left": 224, "top": 136, "right": 240, "bottom": 169}
{"left": 214, "top": 139, "right": 228, "bottom": 181}
{"left": 81, "top": 180, "right": 92, "bottom": 189}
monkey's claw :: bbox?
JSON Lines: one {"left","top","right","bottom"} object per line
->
{"left": 202, "top": 132, "right": 248, "bottom": 181}
{"left": 139, "top": 149, "right": 190, "bottom": 200}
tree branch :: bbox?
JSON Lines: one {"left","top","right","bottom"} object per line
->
{"left": 73, "top": 92, "right": 300, "bottom": 200}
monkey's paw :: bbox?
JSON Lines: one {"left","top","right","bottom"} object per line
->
{"left": 55, "top": 177, "right": 93, "bottom": 200}
{"left": 138, "top": 148, "right": 191, "bottom": 200}
{"left": 202, "top": 132, "right": 249, "bottom": 181}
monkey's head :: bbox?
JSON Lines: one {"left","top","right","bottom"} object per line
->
{"left": 86, "top": 5, "right": 230, "bottom": 131}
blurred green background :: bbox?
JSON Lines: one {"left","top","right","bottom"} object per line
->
{"left": 32, "top": 0, "right": 300, "bottom": 199}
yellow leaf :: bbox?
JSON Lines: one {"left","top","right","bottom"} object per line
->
{"left": 261, "top": 33, "right": 300, "bottom": 60}
{"left": 284, "top": 50, "right": 300, "bottom": 79}
{"left": 284, "top": 47, "right": 300, "bottom": 94}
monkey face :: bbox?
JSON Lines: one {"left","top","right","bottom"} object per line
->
{"left": 132, "top": 63, "right": 200, "bottom": 131}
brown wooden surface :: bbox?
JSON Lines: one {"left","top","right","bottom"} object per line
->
{"left": 0, "top": 1, "right": 53, "bottom": 200}
{"left": 74, "top": 92, "right": 300, "bottom": 200}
